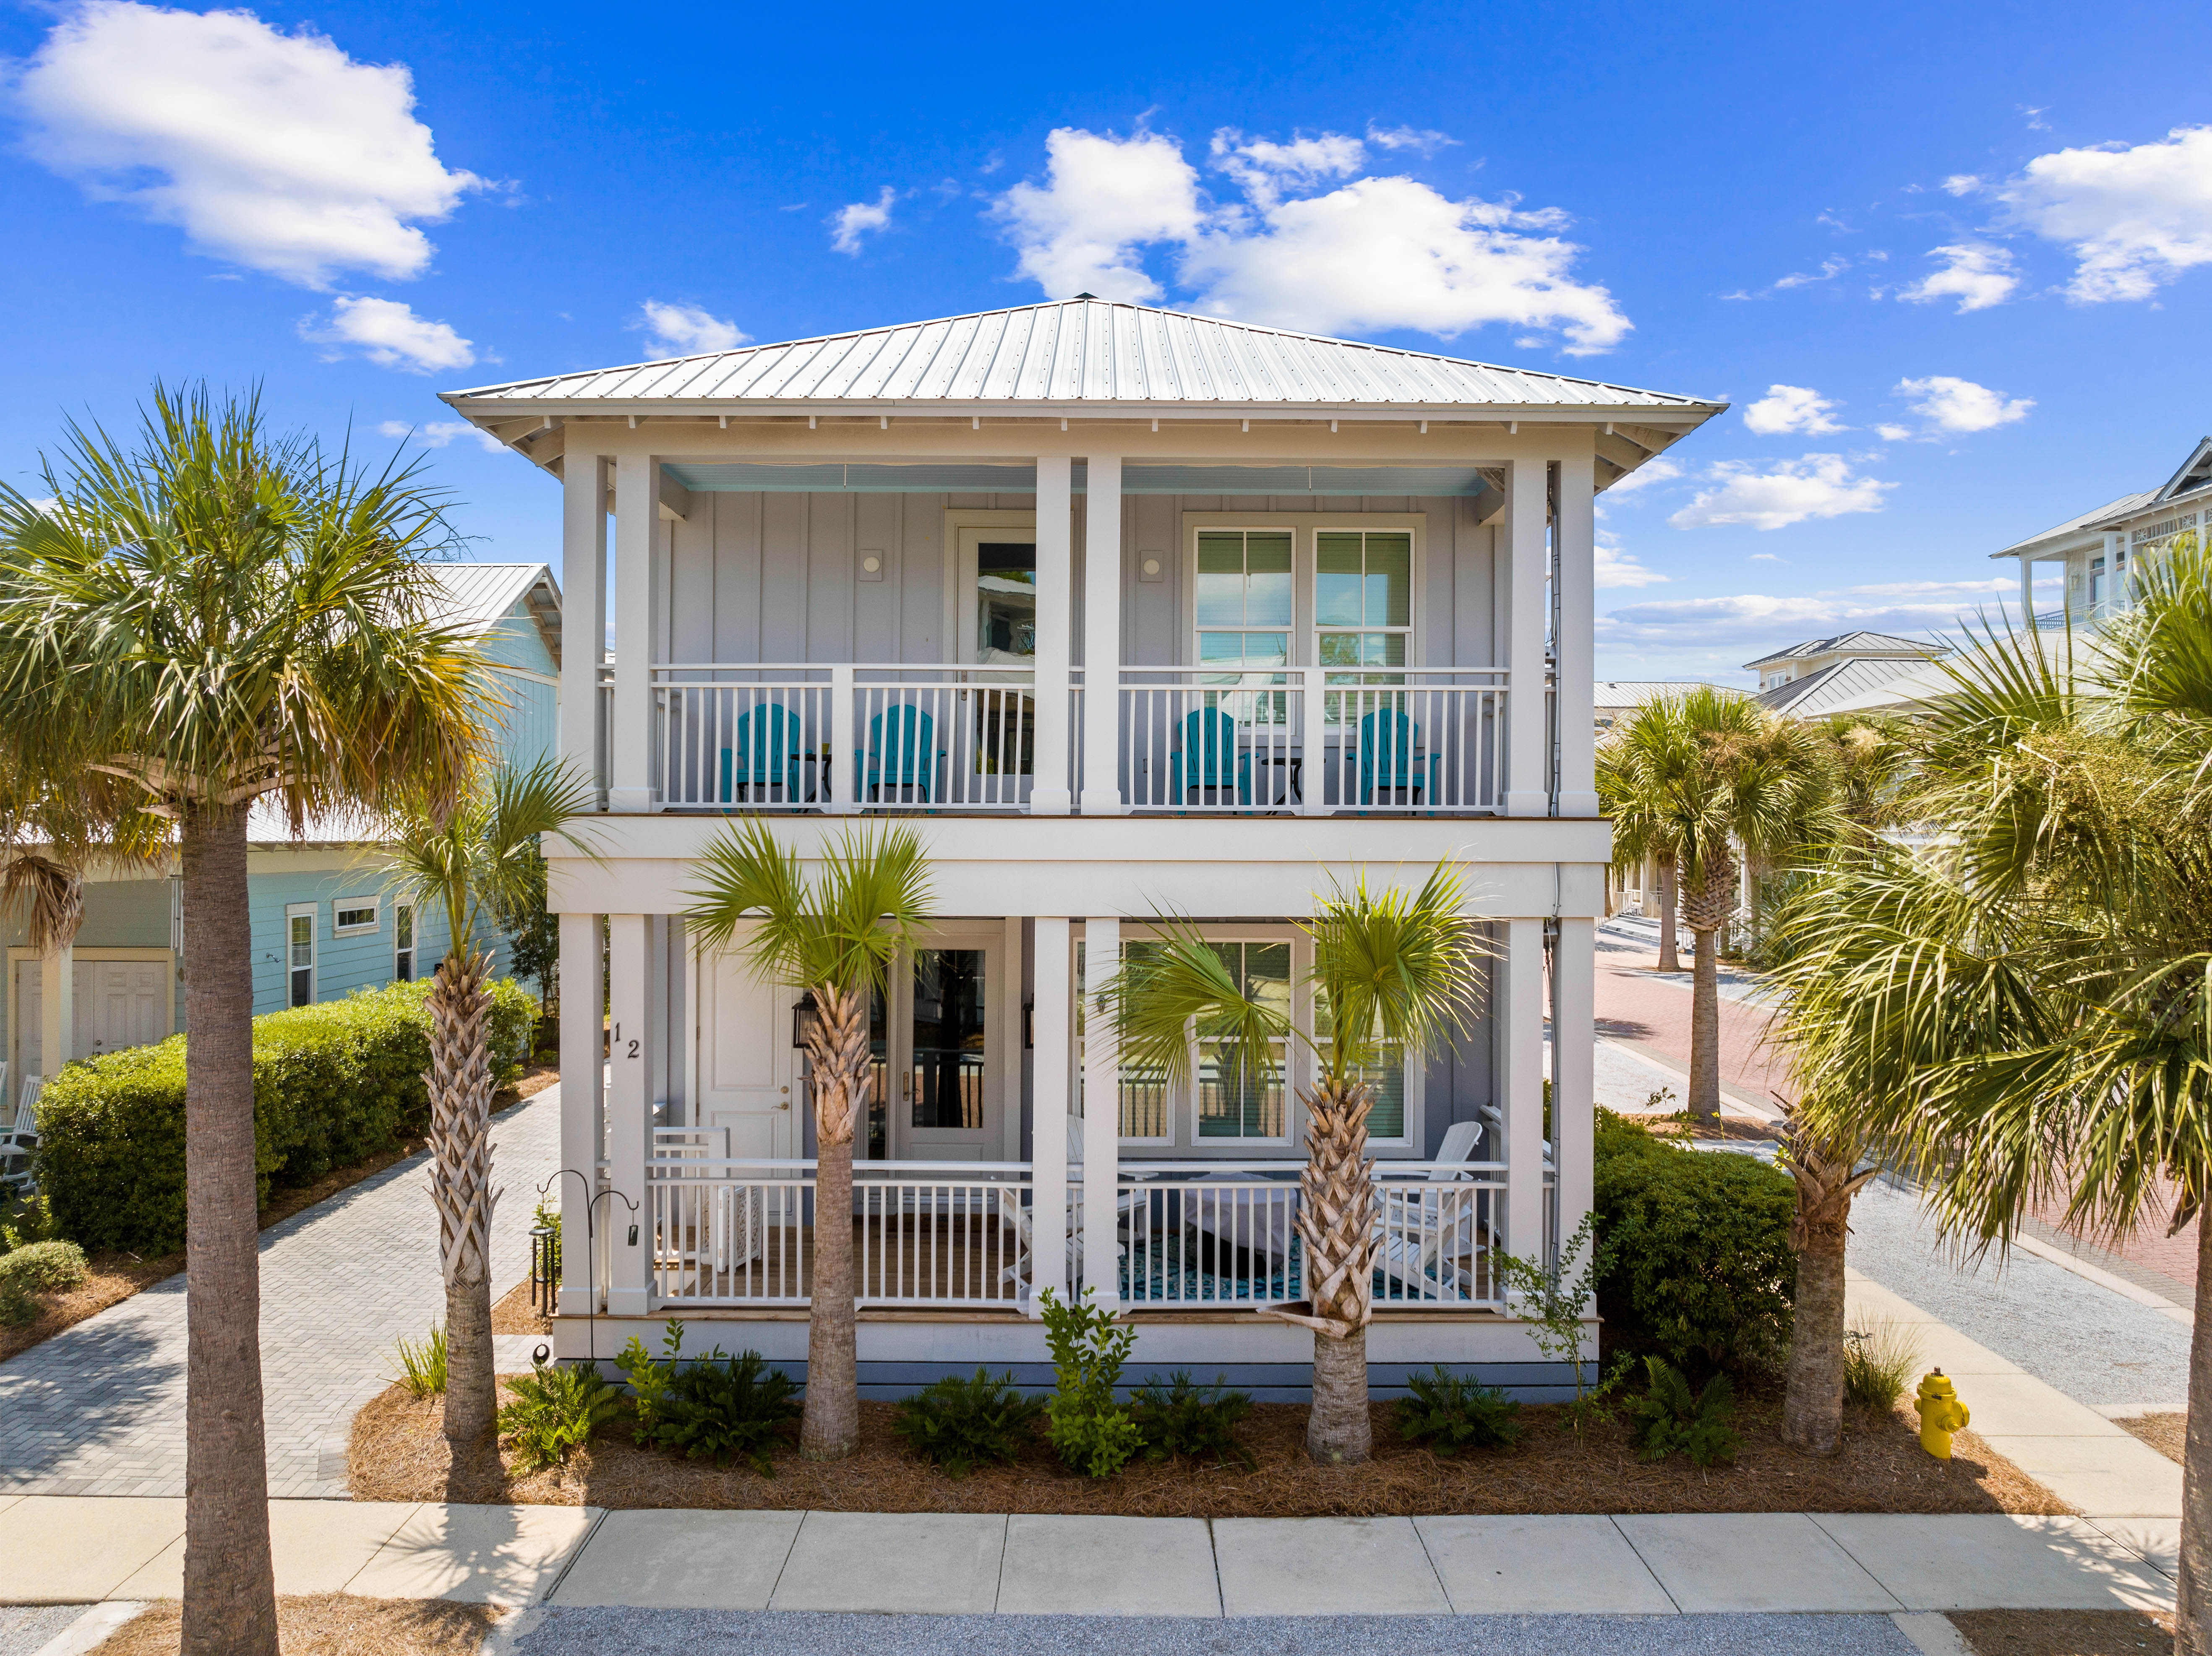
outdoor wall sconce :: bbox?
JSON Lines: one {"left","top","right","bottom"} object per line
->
{"left": 792, "top": 990, "right": 819, "bottom": 1049}
{"left": 1023, "top": 997, "right": 1034, "bottom": 1049}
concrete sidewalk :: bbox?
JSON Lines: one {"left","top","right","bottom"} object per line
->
{"left": 0, "top": 1500, "right": 2177, "bottom": 1619}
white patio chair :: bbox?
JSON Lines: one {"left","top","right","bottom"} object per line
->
{"left": 998, "top": 1116, "right": 1129, "bottom": 1301}
{"left": 1374, "top": 1119, "right": 1489, "bottom": 1301}
{"left": 0, "top": 1076, "right": 41, "bottom": 1199}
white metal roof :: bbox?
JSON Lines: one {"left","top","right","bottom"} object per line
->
{"left": 442, "top": 299, "right": 1721, "bottom": 417}
{"left": 427, "top": 562, "right": 562, "bottom": 667}
{"left": 1741, "top": 631, "right": 1943, "bottom": 670}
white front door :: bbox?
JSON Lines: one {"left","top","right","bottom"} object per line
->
{"left": 78, "top": 961, "right": 169, "bottom": 1056}
{"left": 12, "top": 962, "right": 39, "bottom": 1081}
{"left": 696, "top": 943, "right": 797, "bottom": 1160}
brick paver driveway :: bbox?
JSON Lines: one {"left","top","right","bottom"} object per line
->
{"left": 0, "top": 1086, "right": 561, "bottom": 1498}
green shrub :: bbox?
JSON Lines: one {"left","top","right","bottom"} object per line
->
{"left": 36, "top": 977, "right": 535, "bottom": 1255}
{"left": 1625, "top": 1356, "right": 1742, "bottom": 1467}
{"left": 0, "top": 1239, "right": 87, "bottom": 1325}
{"left": 1129, "top": 1372, "right": 1255, "bottom": 1470}
{"left": 1594, "top": 1109, "right": 1796, "bottom": 1376}
{"left": 1394, "top": 1367, "right": 1525, "bottom": 1454}
{"left": 892, "top": 1368, "right": 1044, "bottom": 1478}
{"left": 1037, "top": 1287, "right": 1142, "bottom": 1478}
{"left": 616, "top": 1319, "right": 801, "bottom": 1474}
{"left": 1843, "top": 1320, "right": 1922, "bottom": 1414}
{"left": 498, "top": 1362, "right": 623, "bottom": 1474}
{"left": 392, "top": 1323, "right": 448, "bottom": 1398}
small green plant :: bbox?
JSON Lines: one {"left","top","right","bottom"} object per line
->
{"left": 1497, "top": 1211, "right": 1612, "bottom": 1435}
{"left": 1843, "top": 1319, "right": 1923, "bottom": 1414}
{"left": 0, "top": 1239, "right": 86, "bottom": 1325}
{"left": 1129, "top": 1372, "right": 1255, "bottom": 1470}
{"left": 0, "top": 1194, "right": 60, "bottom": 1252}
{"left": 891, "top": 1368, "right": 1044, "bottom": 1478}
{"left": 1036, "top": 1286, "right": 1142, "bottom": 1478}
{"left": 616, "top": 1319, "right": 801, "bottom": 1474}
{"left": 1624, "top": 1356, "right": 1742, "bottom": 1467}
{"left": 391, "top": 1323, "right": 448, "bottom": 1397}
{"left": 1393, "top": 1367, "right": 1525, "bottom": 1454}
{"left": 498, "top": 1361, "right": 623, "bottom": 1474}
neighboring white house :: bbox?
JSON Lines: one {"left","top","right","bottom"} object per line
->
{"left": 438, "top": 297, "right": 1724, "bottom": 1398}
{"left": 1993, "top": 435, "right": 2212, "bottom": 628}
{"left": 1744, "top": 632, "right": 1946, "bottom": 719}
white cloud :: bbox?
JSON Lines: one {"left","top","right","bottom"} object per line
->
{"left": 1750, "top": 552, "right": 1783, "bottom": 562}
{"left": 303, "top": 296, "right": 473, "bottom": 372}
{"left": 1365, "top": 123, "right": 1454, "bottom": 154}
{"left": 1772, "top": 256, "right": 1849, "bottom": 290}
{"left": 1210, "top": 129, "right": 1365, "bottom": 206}
{"left": 1742, "top": 385, "right": 1845, "bottom": 436}
{"left": 376, "top": 418, "right": 503, "bottom": 453}
{"left": 830, "top": 187, "right": 897, "bottom": 255}
{"left": 1897, "top": 243, "right": 2020, "bottom": 312}
{"left": 1995, "top": 125, "right": 2212, "bottom": 301}
{"left": 1875, "top": 423, "right": 1914, "bottom": 441}
{"left": 635, "top": 300, "right": 746, "bottom": 356}
{"left": 1896, "top": 375, "right": 2034, "bottom": 432}
{"left": 13, "top": 0, "right": 482, "bottom": 288}
{"left": 1603, "top": 457, "right": 1683, "bottom": 497}
{"left": 1942, "top": 174, "right": 1983, "bottom": 197}
{"left": 1667, "top": 454, "right": 1895, "bottom": 531}
{"left": 991, "top": 126, "right": 1629, "bottom": 352}
{"left": 1594, "top": 531, "right": 1667, "bottom": 588}
{"left": 991, "top": 128, "right": 1203, "bottom": 301}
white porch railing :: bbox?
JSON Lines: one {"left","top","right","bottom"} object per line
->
{"left": 647, "top": 1159, "right": 1033, "bottom": 1309}
{"left": 1115, "top": 667, "right": 1507, "bottom": 815}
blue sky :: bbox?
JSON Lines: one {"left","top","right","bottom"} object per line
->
{"left": 3, "top": 0, "right": 2208, "bottom": 683}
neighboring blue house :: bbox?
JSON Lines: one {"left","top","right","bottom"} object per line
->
{"left": 3, "top": 563, "right": 563, "bottom": 1085}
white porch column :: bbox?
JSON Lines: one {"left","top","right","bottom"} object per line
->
{"left": 1552, "top": 456, "right": 1598, "bottom": 818}
{"left": 1029, "top": 456, "right": 1074, "bottom": 815}
{"left": 1500, "top": 917, "right": 1547, "bottom": 1271}
{"left": 2019, "top": 554, "right": 2035, "bottom": 631}
{"left": 1552, "top": 919, "right": 1595, "bottom": 1275}
{"left": 1028, "top": 918, "right": 1072, "bottom": 1314}
{"left": 38, "top": 944, "right": 72, "bottom": 1075}
{"left": 1080, "top": 917, "right": 1121, "bottom": 1306}
{"left": 556, "top": 911, "right": 604, "bottom": 1313}
{"left": 604, "top": 913, "right": 655, "bottom": 1315}
{"left": 1080, "top": 455, "right": 1124, "bottom": 813}
{"left": 1501, "top": 458, "right": 1550, "bottom": 817}
{"left": 609, "top": 452, "right": 660, "bottom": 815}
{"left": 560, "top": 450, "right": 609, "bottom": 805}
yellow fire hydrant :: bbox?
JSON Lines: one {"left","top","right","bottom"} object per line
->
{"left": 1916, "top": 1369, "right": 1970, "bottom": 1459}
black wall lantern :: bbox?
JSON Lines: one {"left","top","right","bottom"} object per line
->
{"left": 792, "top": 990, "right": 820, "bottom": 1050}
{"left": 1023, "top": 996, "right": 1034, "bottom": 1049}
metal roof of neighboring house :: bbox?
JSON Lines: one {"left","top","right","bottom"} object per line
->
{"left": 1992, "top": 438, "right": 2212, "bottom": 559}
{"left": 1992, "top": 491, "right": 2160, "bottom": 558}
{"left": 428, "top": 562, "right": 562, "bottom": 669}
{"left": 1741, "top": 631, "right": 1942, "bottom": 670}
{"left": 442, "top": 299, "right": 1723, "bottom": 417}
{"left": 1593, "top": 680, "right": 1747, "bottom": 708}
{"left": 1754, "top": 656, "right": 1931, "bottom": 718}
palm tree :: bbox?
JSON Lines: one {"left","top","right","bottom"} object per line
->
{"left": 685, "top": 819, "right": 932, "bottom": 1459}
{"left": 1774, "top": 536, "right": 2212, "bottom": 1653}
{"left": 1601, "top": 687, "right": 1838, "bottom": 1122}
{"left": 1598, "top": 710, "right": 1689, "bottom": 972}
{"left": 383, "top": 757, "right": 598, "bottom": 1453}
{"left": 1111, "top": 870, "right": 1484, "bottom": 1464}
{"left": 0, "top": 386, "right": 480, "bottom": 1656}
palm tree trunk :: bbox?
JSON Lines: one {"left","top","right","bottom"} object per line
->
{"left": 427, "top": 951, "right": 498, "bottom": 1449}
{"left": 178, "top": 799, "right": 277, "bottom": 1656}
{"left": 800, "top": 982, "right": 868, "bottom": 1460}
{"left": 1291, "top": 1081, "right": 1378, "bottom": 1464}
{"left": 1680, "top": 855, "right": 1736, "bottom": 1125}
{"left": 1781, "top": 1135, "right": 1871, "bottom": 1456}
{"left": 2175, "top": 1213, "right": 2212, "bottom": 1654}
{"left": 1656, "top": 855, "right": 1681, "bottom": 974}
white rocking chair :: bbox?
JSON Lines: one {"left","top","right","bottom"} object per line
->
{"left": 1374, "top": 1119, "right": 1490, "bottom": 1301}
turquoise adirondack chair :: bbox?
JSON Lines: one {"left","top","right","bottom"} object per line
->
{"left": 719, "top": 702, "right": 804, "bottom": 802}
{"left": 858, "top": 703, "right": 943, "bottom": 802}
{"left": 1356, "top": 708, "right": 1440, "bottom": 805}
{"left": 1170, "top": 706, "right": 1252, "bottom": 805}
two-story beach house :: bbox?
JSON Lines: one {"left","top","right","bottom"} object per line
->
{"left": 440, "top": 298, "right": 1723, "bottom": 1398}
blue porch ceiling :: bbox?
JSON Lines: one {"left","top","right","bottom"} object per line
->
{"left": 661, "top": 461, "right": 1498, "bottom": 497}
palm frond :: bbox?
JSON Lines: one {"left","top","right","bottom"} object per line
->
{"left": 1110, "top": 921, "right": 1291, "bottom": 1092}
{"left": 684, "top": 820, "right": 934, "bottom": 998}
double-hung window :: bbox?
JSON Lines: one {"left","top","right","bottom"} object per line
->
{"left": 393, "top": 903, "right": 416, "bottom": 983}
{"left": 1317, "top": 531, "right": 1412, "bottom": 721}
{"left": 1195, "top": 942, "right": 1291, "bottom": 1140}
{"left": 284, "top": 904, "right": 316, "bottom": 1008}
{"left": 1195, "top": 531, "right": 1293, "bottom": 721}
{"left": 1313, "top": 984, "right": 1410, "bottom": 1142}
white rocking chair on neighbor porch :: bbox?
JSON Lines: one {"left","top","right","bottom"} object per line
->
{"left": 1373, "top": 1119, "right": 1491, "bottom": 1302}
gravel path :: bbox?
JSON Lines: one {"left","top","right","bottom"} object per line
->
{"left": 512, "top": 1609, "right": 1920, "bottom": 1655}
{"left": 0, "top": 1086, "right": 562, "bottom": 1498}
{"left": 1847, "top": 1180, "right": 2192, "bottom": 1410}
{"left": 0, "top": 1604, "right": 92, "bottom": 1655}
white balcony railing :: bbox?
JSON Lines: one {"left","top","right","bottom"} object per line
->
{"left": 591, "top": 662, "right": 1507, "bottom": 816}
{"left": 644, "top": 1156, "right": 1505, "bottom": 1311}
{"left": 1116, "top": 667, "right": 1506, "bottom": 814}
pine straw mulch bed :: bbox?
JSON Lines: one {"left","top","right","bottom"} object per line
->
{"left": 1951, "top": 1609, "right": 2176, "bottom": 1656}
{"left": 2116, "top": 1412, "right": 2186, "bottom": 1464}
{"left": 90, "top": 1595, "right": 496, "bottom": 1656}
{"left": 0, "top": 1068, "right": 559, "bottom": 1366}
{"left": 351, "top": 1380, "right": 2064, "bottom": 1518}
{"left": 490, "top": 1277, "right": 552, "bottom": 1336}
